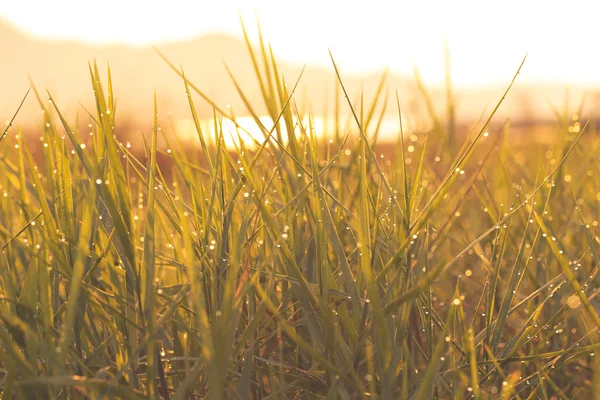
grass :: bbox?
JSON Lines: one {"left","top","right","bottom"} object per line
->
{"left": 1, "top": 24, "right": 600, "bottom": 399}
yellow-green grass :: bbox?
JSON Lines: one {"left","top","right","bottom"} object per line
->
{"left": 0, "top": 24, "right": 599, "bottom": 399}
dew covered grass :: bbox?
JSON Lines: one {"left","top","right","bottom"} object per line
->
{"left": 1, "top": 25, "right": 600, "bottom": 399}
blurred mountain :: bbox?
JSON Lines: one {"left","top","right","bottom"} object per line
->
{"left": 0, "top": 19, "right": 596, "bottom": 140}
{"left": 0, "top": 20, "right": 414, "bottom": 130}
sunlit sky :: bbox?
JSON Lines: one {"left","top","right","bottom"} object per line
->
{"left": 1, "top": 0, "right": 599, "bottom": 87}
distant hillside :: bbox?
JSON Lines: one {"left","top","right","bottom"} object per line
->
{"left": 0, "top": 20, "right": 597, "bottom": 139}
{"left": 0, "top": 21, "right": 413, "bottom": 128}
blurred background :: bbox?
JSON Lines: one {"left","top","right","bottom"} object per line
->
{"left": 0, "top": 0, "right": 598, "bottom": 143}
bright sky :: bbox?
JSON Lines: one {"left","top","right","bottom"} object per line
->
{"left": 0, "top": 0, "right": 598, "bottom": 87}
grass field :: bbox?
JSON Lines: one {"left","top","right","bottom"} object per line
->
{"left": 2, "top": 28, "right": 600, "bottom": 399}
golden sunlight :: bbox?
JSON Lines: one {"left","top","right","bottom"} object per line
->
{"left": 1, "top": 0, "right": 598, "bottom": 86}
{"left": 2, "top": 2, "right": 600, "bottom": 398}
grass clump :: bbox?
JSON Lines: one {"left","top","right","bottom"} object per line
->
{"left": 1, "top": 26, "right": 600, "bottom": 399}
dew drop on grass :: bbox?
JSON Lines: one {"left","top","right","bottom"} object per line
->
{"left": 567, "top": 295, "right": 581, "bottom": 309}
